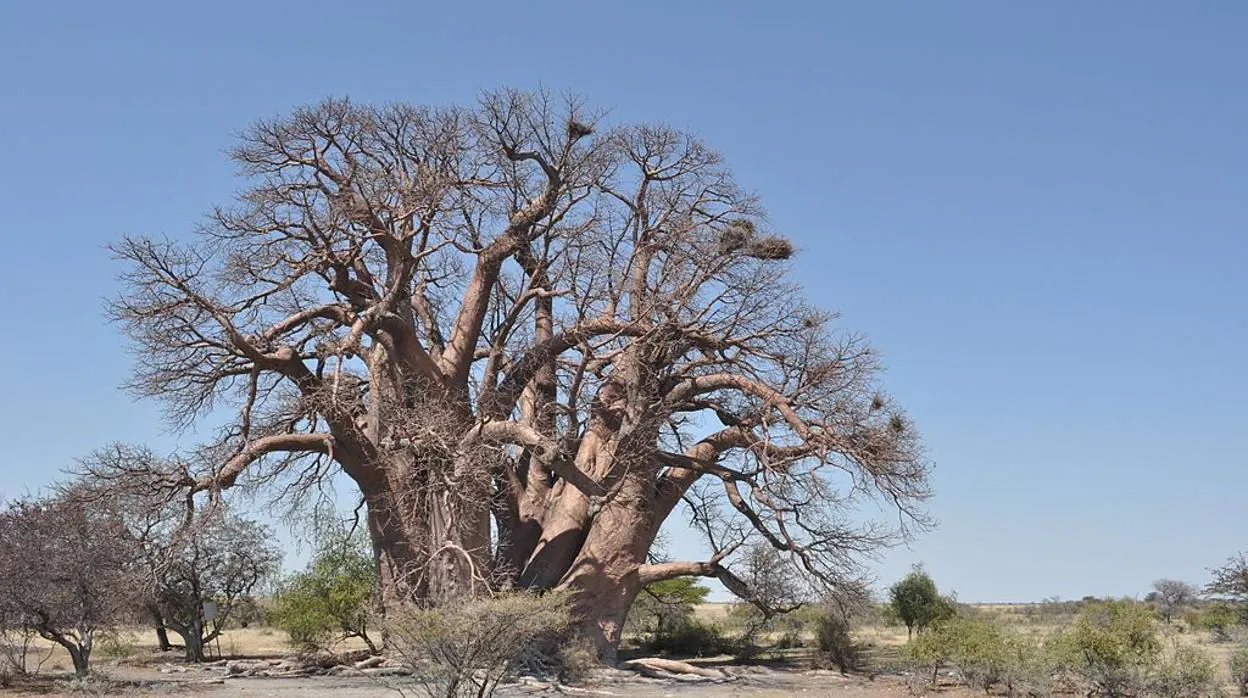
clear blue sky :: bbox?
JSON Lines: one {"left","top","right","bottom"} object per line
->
{"left": 1, "top": 1, "right": 1245, "bottom": 603}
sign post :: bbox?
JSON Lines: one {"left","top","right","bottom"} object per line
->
{"left": 202, "top": 602, "right": 220, "bottom": 659}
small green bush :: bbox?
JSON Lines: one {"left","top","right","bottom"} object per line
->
{"left": 1229, "top": 646, "right": 1248, "bottom": 696}
{"left": 271, "top": 533, "right": 378, "bottom": 654}
{"left": 998, "top": 635, "right": 1061, "bottom": 698}
{"left": 1147, "top": 643, "right": 1217, "bottom": 698}
{"left": 908, "top": 617, "right": 1060, "bottom": 696}
{"left": 1189, "top": 603, "right": 1238, "bottom": 643}
{"left": 95, "top": 632, "right": 138, "bottom": 664}
{"left": 814, "top": 613, "right": 863, "bottom": 675}
{"left": 645, "top": 618, "right": 733, "bottom": 657}
{"left": 1063, "top": 600, "right": 1161, "bottom": 698}
{"left": 909, "top": 618, "right": 1007, "bottom": 690}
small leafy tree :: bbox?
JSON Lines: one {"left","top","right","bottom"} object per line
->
{"left": 1149, "top": 580, "right": 1199, "bottom": 624}
{"left": 1063, "top": 600, "right": 1161, "bottom": 698}
{"left": 889, "top": 565, "right": 955, "bottom": 639}
{"left": 625, "top": 576, "right": 711, "bottom": 648}
{"left": 273, "top": 532, "right": 378, "bottom": 654}
{"left": 0, "top": 497, "right": 141, "bottom": 676}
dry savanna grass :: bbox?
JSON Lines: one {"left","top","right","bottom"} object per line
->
{"left": 5, "top": 601, "right": 1245, "bottom": 696}
{"left": 676, "top": 601, "right": 1245, "bottom": 689}
{"left": 6, "top": 626, "right": 374, "bottom": 673}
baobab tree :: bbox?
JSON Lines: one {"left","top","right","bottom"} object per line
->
{"left": 94, "top": 89, "right": 931, "bottom": 659}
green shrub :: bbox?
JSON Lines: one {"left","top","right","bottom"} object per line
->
{"left": 908, "top": 617, "right": 1060, "bottom": 696}
{"left": 909, "top": 618, "right": 1008, "bottom": 690}
{"left": 814, "top": 613, "right": 863, "bottom": 675}
{"left": 645, "top": 618, "right": 733, "bottom": 657}
{"left": 95, "top": 632, "right": 138, "bottom": 664}
{"left": 889, "top": 565, "right": 956, "bottom": 639}
{"left": 1063, "top": 600, "right": 1161, "bottom": 697}
{"left": 271, "top": 533, "right": 378, "bottom": 654}
{"left": 998, "top": 635, "right": 1061, "bottom": 698}
{"left": 1229, "top": 646, "right": 1248, "bottom": 696}
{"left": 1147, "top": 643, "right": 1217, "bottom": 698}
{"left": 1189, "top": 603, "right": 1238, "bottom": 642}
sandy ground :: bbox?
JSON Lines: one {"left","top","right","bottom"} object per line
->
{"left": 11, "top": 666, "right": 957, "bottom": 698}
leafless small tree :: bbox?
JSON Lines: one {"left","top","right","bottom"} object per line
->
{"left": 64, "top": 466, "right": 281, "bottom": 663}
{"left": 0, "top": 497, "right": 141, "bottom": 676}
{"left": 0, "top": 623, "right": 53, "bottom": 677}
{"left": 1150, "top": 579, "right": 1199, "bottom": 624}
{"left": 155, "top": 515, "right": 280, "bottom": 662}
{"left": 1208, "top": 554, "right": 1248, "bottom": 613}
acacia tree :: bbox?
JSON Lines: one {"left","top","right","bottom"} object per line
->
{"left": 1149, "top": 579, "right": 1199, "bottom": 624}
{"left": 65, "top": 473, "right": 280, "bottom": 662}
{"left": 1209, "top": 554, "right": 1248, "bottom": 601}
{"left": 152, "top": 514, "right": 279, "bottom": 662}
{"left": 0, "top": 497, "right": 140, "bottom": 676}
{"left": 626, "top": 576, "right": 710, "bottom": 639}
{"left": 93, "top": 89, "right": 930, "bottom": 659}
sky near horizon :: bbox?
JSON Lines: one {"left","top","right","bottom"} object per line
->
{"left": 1, "top": 1, "right": 1245, "bottom": 603}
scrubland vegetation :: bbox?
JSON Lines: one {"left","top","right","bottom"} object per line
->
{"left": 6, "top": 546, "right": 1248, "bottom": 698}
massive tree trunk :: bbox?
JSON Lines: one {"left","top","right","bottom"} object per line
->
{"left": 365, "top": 493, "right": 425, "bottom": 604}
{"left": 557, "top": 482, "right": 657, "bottom": 664}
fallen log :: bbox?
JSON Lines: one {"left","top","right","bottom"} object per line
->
{"left": 620, "top": 658, "right": 727, "bottom": 680}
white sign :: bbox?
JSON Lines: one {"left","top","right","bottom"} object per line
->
{"left": 202, "top": 601, "right": 219, "bottom": 621}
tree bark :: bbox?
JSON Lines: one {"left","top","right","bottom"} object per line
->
{"left": 366, "top": 493, "right": 424, "bottom": 603}
{"left": 557, "top": 476, "right": 657, "bottom": 664}
{"left": 184, "top": 629, "right": 205, "bottom": 662}
{"left": 519, "top": 429, "right": 613, "bottom": 589}
{"left": 148, "top": 604, "right": 172, "bottom": 652}
{"left": 172, "top": 618, "right": 206, "bottom": 662}
{"left": 67, "top": 644, "right": 89, "bottom": 677}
